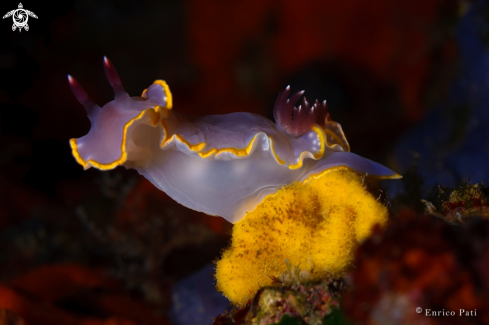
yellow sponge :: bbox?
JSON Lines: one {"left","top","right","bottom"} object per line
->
{"left": 215, "top": 167, "right": 388, "bottom": 305}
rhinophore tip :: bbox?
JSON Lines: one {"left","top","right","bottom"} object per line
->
{"left": 68, "top": 74, "right": 97, "bottom": 114}
{"left": 103, "top": 56, "right": 127, "bottom": 98}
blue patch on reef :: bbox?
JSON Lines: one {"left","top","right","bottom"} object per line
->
{"left": 388, "top": 1, "right": 489, "bottom": 197}
{"left": 170, "top": 263, "right": 229, "bottom": 325}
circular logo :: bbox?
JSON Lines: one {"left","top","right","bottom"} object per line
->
{"left": 14, "top": 10, "right": 28, "bottom": 26}
{"left": 416, "top": 307, "right": 423, "bottom": 314}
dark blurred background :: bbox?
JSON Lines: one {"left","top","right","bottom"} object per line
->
{"left": 0, "top": 0, "right": 487, "bottom": 324}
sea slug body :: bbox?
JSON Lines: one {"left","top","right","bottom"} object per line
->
{"left": 69, "top": 57, "right": 401, "bottom": 223}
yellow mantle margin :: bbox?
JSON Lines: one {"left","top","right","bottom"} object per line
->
{"left": 71, "top": 115, "right": 340, "bottom": 171}
{"left": 71, "top": 83, "right": 355, "bottom": 172}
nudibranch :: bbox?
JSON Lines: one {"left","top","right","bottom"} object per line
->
{"left": 69, "top": 57, "right": 401, "bottom": 223}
